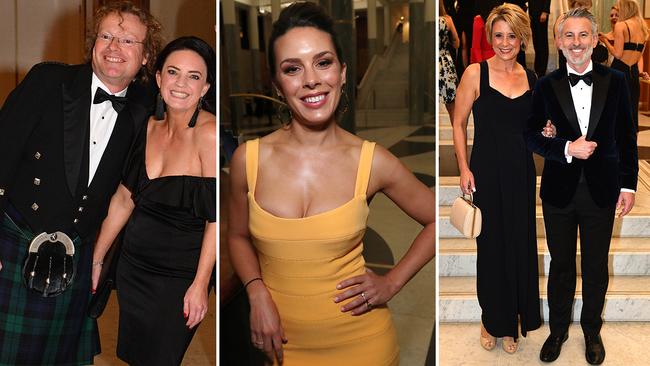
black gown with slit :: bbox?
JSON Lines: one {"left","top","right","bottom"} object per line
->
{"left": 470, "top": 61, "right": 542, "bottom": 338}
{"left": 116, "top": 124, "right": 216, "bottom": 365}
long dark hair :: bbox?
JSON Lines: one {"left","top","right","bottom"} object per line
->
{"left": 155, "top": 36, "right": 216, "bottom": 113}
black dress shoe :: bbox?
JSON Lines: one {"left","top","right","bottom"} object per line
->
{"left": 540, "top": 333, "right": 568, "bottom": 362}
{"left": 585, "top": 334, "right": 605, "bottom": 365}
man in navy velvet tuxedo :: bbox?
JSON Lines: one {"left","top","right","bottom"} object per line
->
{"left": 525, "top": 7, "right": 638, "bottom": 365}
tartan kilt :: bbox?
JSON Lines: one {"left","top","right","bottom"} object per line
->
{"left": 0, "top": 210, "right": 100, "bottom": 366}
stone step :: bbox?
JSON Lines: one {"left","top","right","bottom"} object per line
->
{"left": 439, "top": 176, "right": 542, "bottom": 206}
{"left": 439, "top": 322, "right": 650, "bottom": 365}
{"left": 439, "top": 205, "right": 650, "bottom": 238}
{"left": 438, "top": 139, "right": 471, "bottom": 176}
{"left": 372, "top": 84, "right": 409, "bottom": 109}
{"left": 439, "top": 237, "right": 650, "bottom": 276}
{"left": 438, "top": 123, "right": 473, "bottom": 140}
{"left": 375, "top": 70, "right": 408, "bottom": 81}
{"left": 439, "top": 275, "right": 650, "bottom": 322}
{"left": 438, "top": 140, "right": 545, "bottom": 177}
{"left": 355, "top": 108, "right": 408, "bottom": 127}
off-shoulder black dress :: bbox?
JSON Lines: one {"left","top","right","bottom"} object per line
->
{"left": 115, "top": 123, "right": 216, "bottom": 366}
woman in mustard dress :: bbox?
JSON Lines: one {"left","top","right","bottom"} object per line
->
{"left": 227, "top": 3, "right": 435, "bottom": 365}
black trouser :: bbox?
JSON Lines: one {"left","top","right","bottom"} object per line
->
{"left": 542, "top": 182, "right": 615, "bottom": 337}
{"left": 530, "top": 15, "right": 549, "bottom": 77}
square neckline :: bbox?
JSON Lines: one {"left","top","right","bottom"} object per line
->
{"left": 248, "top": 140, "right": 373, "bottom": 221}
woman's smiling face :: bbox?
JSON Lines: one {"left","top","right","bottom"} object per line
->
{"left": 272, "top": 26, "right": 346, "bottom": 126}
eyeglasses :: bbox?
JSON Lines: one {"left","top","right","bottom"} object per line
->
{"left": 96, "top": 33, "right": 144, "bottom": 47}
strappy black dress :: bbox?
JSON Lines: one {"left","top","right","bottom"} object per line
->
{"left": 470, "top": 61, "right": 542, "bottom": 339}
{"left": 610, "top": 22, "right": 644, "bottom": 131}
{"left": 116, "top": 123, "right": 216, "bottom": 365}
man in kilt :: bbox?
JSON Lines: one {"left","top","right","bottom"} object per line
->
{"left": 0, "top": 2, "right": 162, "bottom": 364}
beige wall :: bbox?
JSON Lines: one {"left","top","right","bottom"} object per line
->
{"left": 0, "top": 0, "right": 85, "bottom": 104}
{"left": 150, "top": 0, "right": 216, "bottom": 49}
{"left": 0, "top": 0, "right": 216, "bottom": 105}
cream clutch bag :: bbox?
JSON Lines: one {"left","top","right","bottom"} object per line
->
{"left": 450, "top": 193, "right": 482, "bottom": 238}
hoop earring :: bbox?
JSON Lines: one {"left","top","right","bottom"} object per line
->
{"left": 188, "top": 96, "right": 203, "bottom": 128}
{"left": 337, "top": 86, "right": 349, "bottom": 118}
{"left": 154, "top": 92, "right": 165, "bottom": 120}
{"left": 276, "top": 96, "right": 292, "bottom": 125}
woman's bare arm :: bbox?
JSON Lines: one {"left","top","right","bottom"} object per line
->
{"left": 452, "top": 63, "right": 480, "bottom": 194}
{"left": 184, "top": 116, "right": 217, "bottom": 329}
{"left": 228, "top": 143, "right": 286, "bottom": 363}
{"left": 335, "top": 144, "right": 435, "bottom": 315}
{"left": 91, "top": 183, "right": 134, "bottom": 290}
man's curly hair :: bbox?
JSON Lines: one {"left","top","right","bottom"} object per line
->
{"left": 84, "top": 1, "right": 164, "bottom": 83}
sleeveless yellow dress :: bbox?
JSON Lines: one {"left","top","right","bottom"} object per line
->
{"left": 246, "top": 139, "right": 399, "bottom": 365}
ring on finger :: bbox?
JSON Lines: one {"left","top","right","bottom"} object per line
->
{"left": 360, "top": 292, "right": 367, "bottom": 301}
{"left": 366, "top": 300, "right": 373, "bottom": 310}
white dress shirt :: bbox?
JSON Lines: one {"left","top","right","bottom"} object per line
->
{"left": 562, "top": 62, "right": 634, "bottom": 193}
{"left": 564, "top": 61, "right": 593, "bottom": 163}
{"left": 88, "top": 74, "right": 128, "bottom": 186}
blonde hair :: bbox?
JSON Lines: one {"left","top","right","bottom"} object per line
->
{"left": 485, "top": 3, "right": 531, "bottom": 51}
{"left": 569, "top": 0, "right": 593, "bottom": 9}
{"left": 617, "top": 0, "right": 649, "bottom": 40}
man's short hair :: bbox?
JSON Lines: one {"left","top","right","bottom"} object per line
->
{"left": 558, "top": 7, "right": 598, "bottom": 37}
{"left": 84, "top": 1, "right": 164, "bottom": 83}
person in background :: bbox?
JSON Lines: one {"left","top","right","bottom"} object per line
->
{"left": 457, "top": 0, "right": 477, "bottom": 73}
{"left": 528, "top": 0, "right": 552, "bottom": 76}
{"left": 0, "top": 2, "right": 160, "bottom": 364}
{"left": 600, "top": 5, "right": 619, "bottom": 50}
{"left": 470, "top": 0, "right": 500, "bottom": 64}
{"left": 440, "top": 1, "right": 460, "bottom": 124}
{"left": 601, "top": 0, "right": 649, "bottom": 131}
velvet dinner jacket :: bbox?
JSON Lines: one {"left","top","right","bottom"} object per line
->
{"left": 0, "top": 62, "right": 153, "bottom": 243}
{"left": 525, "top": 62, "right": 638, "bottom": 209}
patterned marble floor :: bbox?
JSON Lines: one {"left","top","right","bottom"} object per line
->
{"left": 439, "top": 322, "right": 650, "bottom": 366}
{"left": 221, "top": 123, "right": 436, "bottom": 365}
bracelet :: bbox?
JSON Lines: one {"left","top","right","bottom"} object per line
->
{"left": 92, "top": 261, "right": 104, "bottom": 267}
{"left": 244, "top": 277, "right": 263, "bottom": 289}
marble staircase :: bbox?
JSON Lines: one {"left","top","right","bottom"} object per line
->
{"left": 438, "top": 104, "right": 650, "bottom": 363}
{"left": 356, "top": 41, "right": 411, "bottom": 127}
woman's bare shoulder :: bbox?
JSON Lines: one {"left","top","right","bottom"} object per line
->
{"left": 194, "top": 111, "right": 216, "bottom": 145}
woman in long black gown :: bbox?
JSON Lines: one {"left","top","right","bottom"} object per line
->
{"left": 452, "top": 4, "right": 541, "bottom": 354}
{"left": 601, "top": 0, "right": 649, "bottom": 131}
{"left": 91, "top": 36, "right": 216, "bottom": 365}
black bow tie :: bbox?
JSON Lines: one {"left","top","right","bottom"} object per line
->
{"left": 568, "top": 72, "right": 593, "bottom": 87}
{"left": 93, "top": 87, "right": 127, "bottom": 113}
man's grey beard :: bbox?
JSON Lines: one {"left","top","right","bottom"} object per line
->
{"left": 561, "top": 46, "right": 594, "bottom": 68}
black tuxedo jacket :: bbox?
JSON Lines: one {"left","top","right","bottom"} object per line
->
{"left": 0, "top": 63, "right": 154, "bottom": 243}
{"left": 527, "top": 0, "right": 551, "bottom": 17}
{"left": 525, "top": 63, "right": 638, "bottom": 208}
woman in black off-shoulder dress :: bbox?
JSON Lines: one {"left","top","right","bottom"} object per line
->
{"left": 92, "top": 36, "right": 216, "bottom": 365}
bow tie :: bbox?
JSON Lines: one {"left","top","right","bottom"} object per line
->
{"left": 568, "top": 72, "right": 593, "bottom": 87}
{"left": 93, "top": 87, "right": 127, "bottom": 113}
